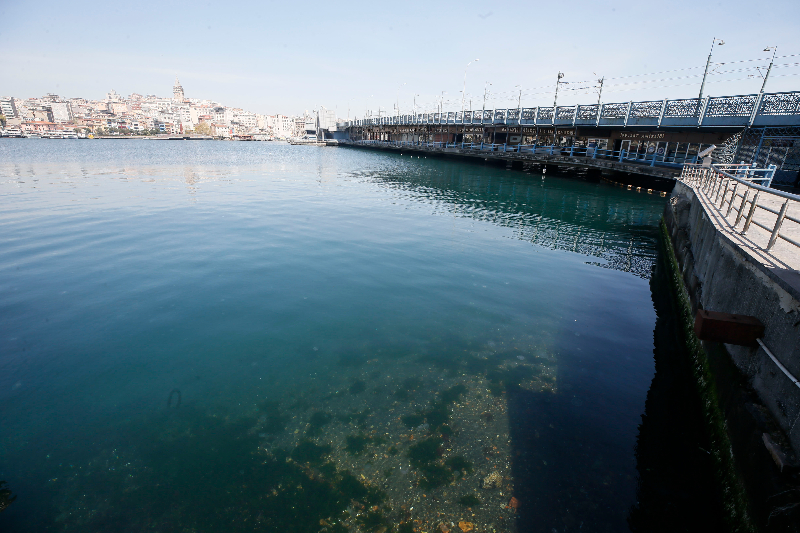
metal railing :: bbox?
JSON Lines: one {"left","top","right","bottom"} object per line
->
{"left": 347, "top": 139, "right": 708, "bottom": 169}
{"left": 680, "top": 163, "right": 800, "bottom": 252}
{"left": 342, "top": 91, "right": 800, "bottom": 129}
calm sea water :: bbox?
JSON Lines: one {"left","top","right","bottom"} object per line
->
{"left": 0, "top": 140, "right": 713, "bottom": 532}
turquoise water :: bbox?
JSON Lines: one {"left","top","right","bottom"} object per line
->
{"left": 1, "top": 140, "right": 669, "bottom": 532}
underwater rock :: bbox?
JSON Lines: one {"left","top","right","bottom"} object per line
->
{"left": 507, "top": 496, "right": 520, "bottom": 512}
{"left": 482, "top": 471, "right": 502, "bottom": 489}
{"left": 458, "top": 521, "right": 474, "bottom": 532}
{"left": 0, "top": 481, "right": 15, "bottom": 512}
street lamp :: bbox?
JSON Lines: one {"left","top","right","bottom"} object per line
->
{"left": 594, "top": 75, "right": 605, "bottom": 106}
{"left": 461, "top": 59, "right": 479, "bottom": 114}
{"left": 698, "top": 37, "right": 725, "bottom": 101}
{"left": 396, "top": 82, "right": 406, "bottom": 117}
{"left": 758, "top": 46, "right": 778, "bottom": 95}
{"left": 553, "top": 72, "right": 564, "bottom": 108}
{"left": 481, "top": 82, "right": 491, "bottom": 125}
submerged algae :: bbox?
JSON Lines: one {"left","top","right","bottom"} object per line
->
{"left": 307, "top": 411, "right": 334, "bottom": 436}
{"left": 291, "top": 440, "right": 332, "bottom": 464}
{"left": 658, "top": 219, "right": 756, "bottom": 532}
{"left": 345, "top": 433, "right": 386, "bottom": 456}
{"left": 458, "top": 494, "right": 481, "bottom": 507}
{"left": 445, "top": 456, "right": 474, "bottom": 478}
{"left": 51, "top": 408, "right": 392, "bottom": 533}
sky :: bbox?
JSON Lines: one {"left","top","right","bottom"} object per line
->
{"left": 1, "top": 0, "right": 799, "bottom": 118}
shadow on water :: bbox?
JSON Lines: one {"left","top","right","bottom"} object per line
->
{"left": 506, "top": 240, "right": 725, "bottom": 532}
{"left": 626, "top": 240, "right": 726, "bottom": 531}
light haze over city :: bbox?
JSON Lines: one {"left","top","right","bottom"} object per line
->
{"left": 2, "top": 0, "right": 799, "bottom": 117}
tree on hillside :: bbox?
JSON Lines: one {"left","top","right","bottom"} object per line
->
{"left": 0, "top": 114, "right": 6, "bottom": 128}
{"left": 193, "top": 122, "right": 213, "bottom": 136}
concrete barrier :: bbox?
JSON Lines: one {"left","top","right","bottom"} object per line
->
{"left": 665, "top": 180, "right": 800, "bottom": 456}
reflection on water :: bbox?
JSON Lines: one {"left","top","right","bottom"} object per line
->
{"left": 0, "top": 140, "right": 699, "bottom": 532}
{"left": 364, "top": 162, "right": 661, "bottom": 278}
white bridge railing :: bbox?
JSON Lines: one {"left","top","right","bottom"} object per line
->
{"left": 680, "top": 163, "right": 800, "bottom": 252}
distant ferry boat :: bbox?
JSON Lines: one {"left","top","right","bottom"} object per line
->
{"left": 39, "top": 129, "right": 79, "bottom": 139}
{"left": 1, "top": 127, "right": 24, "bottom": 138}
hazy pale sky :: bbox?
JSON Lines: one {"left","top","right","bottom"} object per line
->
{"left": 1, "top": 0, "right": 798, "bottom": 118}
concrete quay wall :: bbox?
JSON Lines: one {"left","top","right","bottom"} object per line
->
{"left": 665, "top": 180, "right": 800, "bottom": 456}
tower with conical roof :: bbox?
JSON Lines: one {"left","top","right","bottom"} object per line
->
{"left": 173, "top": 77, "right": 185, "bottom": 101}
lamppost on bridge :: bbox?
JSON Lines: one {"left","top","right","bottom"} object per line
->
{"left": 595, "top": 75, "right": 605, "bottom": 106}
{"left": 481, "top": 82, "right": 491, "bottom": 125}
{"left": 396, "top": 82, "right": 406, "bottom": 117}
{"left": 461, "top": 59, "right": 479, "bottom": 115}
{"left": 698, "top": 37, "right": 725, "bottom": 102}
{"left": 553, "top": 72, "right": 564, "bottom": 146}
{"left": 553, "top": 72, "right": 565, "bottom": 108}
{"left": 757, "top": 46, "right": 778, "bottom": 95}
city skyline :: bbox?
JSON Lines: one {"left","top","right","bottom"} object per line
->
{"left": 0, "top": 77, "right": 320, "bottom": 138}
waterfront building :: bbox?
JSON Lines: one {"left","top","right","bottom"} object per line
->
{"left": 50, "top": 101, "right": 73, "bottom": 122}
{"left": 0, "top": 96, "right": 18, "bottom": 118}
{"left": 214, "top": 123, "right": 232, "bottom": 138}
{"left": 31, "top": 106, "right": 54, "bottom": 122}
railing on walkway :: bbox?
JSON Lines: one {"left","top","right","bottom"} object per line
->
{"left": 680, "top": 163, "right": 800, "bottom": 252}
{"left": 348, "top": 139, "right": 698, "bottom": 169}
{"left": 343, "top": 91, "right": 800, "bottom": 129}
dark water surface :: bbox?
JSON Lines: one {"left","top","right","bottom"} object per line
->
{"left": 0, "top": 140, "right": 712, "bottom": 532}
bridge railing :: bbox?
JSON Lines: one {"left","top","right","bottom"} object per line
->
{"left": 680, "top": 163, "right": 800, "bottom": 252}
{"left": 343, "top": 91, "right": 800, "bottom": 129}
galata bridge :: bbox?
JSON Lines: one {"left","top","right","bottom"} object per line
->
{"left": 334, "top": 90, "right": 800, "bottom": 188}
